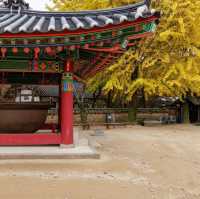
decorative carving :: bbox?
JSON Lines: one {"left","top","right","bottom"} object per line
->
{"left": 0, "top": 0, "right": 29, "bottom": 10}
{"left": 62, "top": 73, "right": 73, "bottom": 92}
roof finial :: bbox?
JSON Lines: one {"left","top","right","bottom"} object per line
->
{"left": 1, "top": 0, "right": 29, "bottom": 10}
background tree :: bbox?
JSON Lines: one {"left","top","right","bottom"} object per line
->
{"left": 47, "top": 0, "right": 138, "bottom": 11}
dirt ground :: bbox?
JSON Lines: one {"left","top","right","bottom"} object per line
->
{"left": 0, "top": 124, "right": 200, "bottom": 199}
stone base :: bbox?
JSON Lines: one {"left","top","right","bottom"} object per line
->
{"left": 0, "top": 146, "right": 100, "bottom": 159}
{"left": 60, "top": 144, "right": 74, "bottom": 148}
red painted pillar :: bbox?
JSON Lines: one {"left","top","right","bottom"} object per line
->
{"left": 60, "top": 59, "right": 74, "bottom": 146}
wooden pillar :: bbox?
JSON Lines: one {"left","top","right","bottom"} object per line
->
{"left": 60, "top": 59, "right": 74, "bottom": 146}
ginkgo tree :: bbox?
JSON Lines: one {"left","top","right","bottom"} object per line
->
{"left": 48, "top": 0, "right": 200, "bottom": 123}
{"left": 88, "top": 0, "right": 200, "bottom": 123}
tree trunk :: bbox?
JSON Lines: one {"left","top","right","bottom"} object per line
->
{"left": 92, "top": 88, "right": 102, "bottom": 108}
{"left": 198, "top": 106, "right": 200, "bottom": 123}
{"left": 107, "top": 91, "right": 112, "bottom": 108}
{"left": 128, "top": 95, "right": 137, "bottom": 124}
{"left": 80, "top": 108, "right": 89, "bottom": 130}
{"left": 183, "top": 102, "right": 190, "bottom": 123}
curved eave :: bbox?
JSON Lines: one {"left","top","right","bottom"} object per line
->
{"left": 0, "top": 14, "right": 160, "bottom": 38}
{"left": 0, "top": 0, "right": 160, "bottom": 35}
{"left": 0, "top": 1, "right": 146, "bottom": 16}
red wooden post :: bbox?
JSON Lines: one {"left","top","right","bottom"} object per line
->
{"left": 60, "top": 59, "right": 74, "bottom": 146}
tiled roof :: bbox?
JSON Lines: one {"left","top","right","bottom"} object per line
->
{"left": 0, "top": 1, "right": 158, "bottom": 34}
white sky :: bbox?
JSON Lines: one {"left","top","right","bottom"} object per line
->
{"left": 26, "top": 0, "right": 50, "bottom": 10}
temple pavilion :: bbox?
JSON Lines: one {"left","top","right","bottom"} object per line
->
{"left": 0, "top": 0, "right": 160, "bottom": 146}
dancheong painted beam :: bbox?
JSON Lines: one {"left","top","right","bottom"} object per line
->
{"left": 0, "top": 0, "right": 160, "bottom": 146}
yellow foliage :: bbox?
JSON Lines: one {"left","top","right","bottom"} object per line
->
{"left": 47, "top": 0, "right": 139, "bottom": 11}
{"left": 88, "top": 0, "right": 200, "bottom": 101}
{"left": 49, "top": 0, "right": 200, "bottom": 101}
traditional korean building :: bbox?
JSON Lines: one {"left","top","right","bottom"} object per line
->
{"left": 0, "top": 0, "right": 160, "bottom": 146}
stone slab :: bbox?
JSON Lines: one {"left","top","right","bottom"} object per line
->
{"left": 0, "top": 146, "right": 100, "bottom": 160}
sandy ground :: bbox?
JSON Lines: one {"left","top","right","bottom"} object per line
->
{"left": 0, "top": 124, "right": 200, "bottom": 199}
